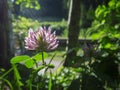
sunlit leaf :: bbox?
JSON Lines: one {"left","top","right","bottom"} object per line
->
{"left": 24, "top": 58, "right": 35, "bottom": 68}
{"left": 91, "top": 31, "right": 105, "bottom": 40}
{"left": 10, "top": 55, "right": 30, "bottom": 64}
{"left": 108, "top": 0, "right": 115, "bottom": 7}
{"left": 32, "top": 52, "right": 48, "bottom": 61}
{"left": 116, "top": 1, "right": 120, "bottom": 8}
{"left": 104, "top": 43, "right": 111, "bottom": 49}
{"left": 15, "top": 0, "right": 40, "bottom": 10}
{"left": 15, "top": 1, "right": 20, "bottom": 5}
{"left": 35, "top": 5, "right": 40, "bottom": 10}
{"left": 25, "top": 3, "right": 30, "bottom": 8}
{"left": 35, "top": 1, "right": 41, "bottom": 10}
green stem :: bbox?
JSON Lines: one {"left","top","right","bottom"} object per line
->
{"left": 30, "top": 83, "right": 32, "bottom": 90}
{"left": 37, "top": 83, "right": 39, "bottom": 90}
{"left": 48, "top": 71, "right": 52, "bottom": 90}
{"left": 33, "top": 59, "right": 38, "bottom": 68}
{"left": 41, "top": 51, "right": 45, "bottom": 65}
{"left": 1, "top": 68, "right": 13, "bottom": 78}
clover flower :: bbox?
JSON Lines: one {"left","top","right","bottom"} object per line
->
{"left": 25, "top": 27, "right": 59, "bottom": 51}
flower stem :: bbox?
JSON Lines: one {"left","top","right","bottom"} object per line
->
{"left": 1, "top": 67, "right": 13, "bottom": 78}
{"left": 41, "top": 51, "right": 45, "bottom": 65}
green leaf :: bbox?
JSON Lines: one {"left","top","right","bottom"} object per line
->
{"left": 24, "top": 58, "right": 35, "bottom": 68}
{"left": 91, "top": 31, "right": 104, "bottom": 39}
{"left": 15, "top": 1, "right": 20, "bottom": 5}
{"left": 35, "top": 1, "right": 41, "bottom": 10}
{"left": 23, "top": 52, "right": 48, "bottom": 68}
{"left": 47, "top": 64, "right": 54, "bottom": 69}
{"left": 10, "top": 52, "right": 48, "bottom": 68}
{"left": 10, "top": 55, "right": 30, "bottom": 64}
{"left": 35, "top": 65, "right": 45, "bottom": 72}
{"left": 12, "top": 64, "right": 23, "bottom": 89}
{"left": 104, "top": 43, "right": 111, "bottom": 49}
{"left": 95, "top": 5, "right": 106, "bottom": 18}
{"left": 35, "top": 5, "right": 40, "bottom": 10}
{"left": 108, "top": 0, "right": 115, "bottom": 7}
{"left": 32, "top": 52, "right": 48, "bottom": 61}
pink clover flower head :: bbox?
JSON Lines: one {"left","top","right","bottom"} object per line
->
{"left": 25, "top": 27, "right": 59, "bottom": 51}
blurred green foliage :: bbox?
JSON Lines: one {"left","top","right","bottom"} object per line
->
{"left": 15, "top": 0, "right": 40, "bottom": 10}
{"left": 85, "top": 0, "right": 120, "bottom": 89}
{"left": 88, "top": 0, "right": 120, "bottom": 50}
{"left": 12, "top": 16, "right": 67, "bottom": 37}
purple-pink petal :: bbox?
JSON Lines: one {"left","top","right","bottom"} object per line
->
{"left": 25, "top": 27, "right": 59, "bottom": 51}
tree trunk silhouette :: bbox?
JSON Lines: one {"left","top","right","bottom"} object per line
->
{"left": 0, "top": 0, "right": 12, "bottom": 69}
{"left": 64, "top": 0, "right": 81, "bottom": 67}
